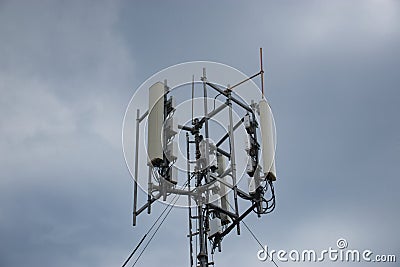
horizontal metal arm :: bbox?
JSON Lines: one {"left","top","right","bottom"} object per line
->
{"left": 178, "top": 124, "right": 194, "bottom": 132}
{"left": 206, "top": 102, "right": 228, "bottom": 119}
{"left": 139, "top": 110, "right": 149, "bottom": 122}
{"left": 207, "top": 203, "right": 238, "bottom": 220}
{"left": 216, "top": 117, "right": 244, "bottom": 147}
{"left": 228, "top": 71, "right": 261, "bottom": 91}
{"left": 216, "top": 147, "right": 230, "bottom": 159}
{"left": 135, "top": 192, "right": 162, "bottom": 216}
{"left": 219, "top": 202, "right": 257, "bottom": 238}
{"left": 206, "top": 82, "right": 253, "bottom": 114}
{"left": 152, "top": 185, "right": 195, "bottom": 196}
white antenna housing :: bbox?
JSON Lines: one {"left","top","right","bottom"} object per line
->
{"left": 147, "top": 82, "right": 165, "bottom": 166}
{"left": 217, "top": 153, "right": 230, "bottom": 224}
{"left": 259, "top": 99, "right": 276, "bottom": 181}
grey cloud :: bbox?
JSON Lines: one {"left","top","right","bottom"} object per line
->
{"left": 0, "top": 1, "right": 399, "bottom": 267}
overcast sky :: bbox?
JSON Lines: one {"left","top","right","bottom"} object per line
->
{"left": 0, "top": 1, "right": 399, "bottom": 267}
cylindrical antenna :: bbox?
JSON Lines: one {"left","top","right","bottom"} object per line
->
{"left": 260, "top": 48, "right": 265, "bottom": 97}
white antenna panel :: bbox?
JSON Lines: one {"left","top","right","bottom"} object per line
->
{"left": 217, "top": 153, "right": 230, "bottom": 224}
{"left": 259, "top": 99, "right": 276, "bottom": 181}
{"left": 147, "top": 82, "right": 165, "bottom": 165}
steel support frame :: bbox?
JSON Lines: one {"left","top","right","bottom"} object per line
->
{"left": 132, "top": 65, "right": 266, "bottom": 267}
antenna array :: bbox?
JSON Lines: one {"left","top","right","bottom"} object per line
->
{"left": 128, "top": 49, "right": 277, "bottom": 267}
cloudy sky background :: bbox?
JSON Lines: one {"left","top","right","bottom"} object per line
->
{"left": 0, "top": 1, "right": 399, "bottom": 266}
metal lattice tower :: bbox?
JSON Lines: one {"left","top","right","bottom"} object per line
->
{"left": 127, "top": 49, "right": 277, "bottom": 267}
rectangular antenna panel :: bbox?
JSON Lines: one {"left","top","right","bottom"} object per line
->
{"left": 259, "top": 99, "right": 276, "bottom": 181}
{"left": 147, "top": 82, "right": 165, "bottom": 165}
{"left": 217, "top": 153, "right": 230, "bottom": 223}
{"left": 165, "top": 116, "right": 178, "bottom": 136}
{"left": 166, "top": 141, "right": 178, "bottom": 161}
{"left": 209, "top": 217, "right": 222, "bottom": 238}
{"left": 168, "top": 166, "right": 178, "bottom": 184}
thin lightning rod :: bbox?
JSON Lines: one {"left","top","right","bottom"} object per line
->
{"left": 191, "top": 75, "right": 194, "bottom": 124}
{"left": 260, "top": 47, "right": 265, "bottom": 96}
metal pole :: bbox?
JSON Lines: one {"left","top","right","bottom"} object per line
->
{"left": 187, "top": 133, "right": 194, "bottom": 267}
{"left": 194, "top": 119, "right": 208, "bottom": 267}
{"left": 201, "top": 68, "right": 210, "bottom": 267}
{"left": 228, "top": 91, "right": 241, "bottom": 235}
{"left": 192, "top": 75, "right": 195, "bottom": 124}
{"left": 147, "top": 166, "right": 152, "bottom": 214}
{"left": 133, "top": 109, "right": 140, "bottom": 226}
{"left": 260, "top": 47, "right": 265, "bottom": 96}
{"left": 202, "top": 68, "right": 210, "bottom": 183}
{"left": 162, "top": 80, "right": 169, "bottom": 201}
{"left": 197, "top": 203, "right": 207, "bottom": 267}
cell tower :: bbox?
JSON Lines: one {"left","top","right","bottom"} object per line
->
{"left": 124, "top": 49, "right": 277, "bottom": 267}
